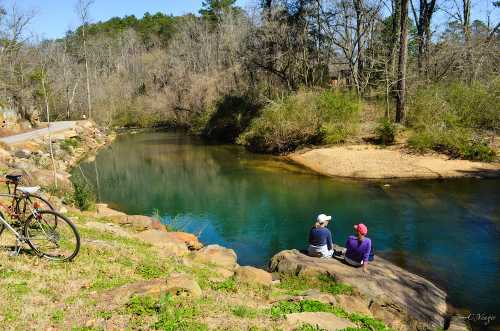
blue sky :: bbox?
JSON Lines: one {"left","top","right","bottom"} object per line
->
{"left": 2, "top": 0, "right": 498, "bottom": 40}
{"left": 2, "top": 0, "right": 249, "bottom": 39}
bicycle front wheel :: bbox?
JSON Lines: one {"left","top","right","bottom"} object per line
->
{"left": 24, "top": 210, "right": 80, "bottom": 261}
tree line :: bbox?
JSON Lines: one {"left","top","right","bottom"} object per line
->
{"left": 0, "top": 0, "right": 498, "bottom": 152}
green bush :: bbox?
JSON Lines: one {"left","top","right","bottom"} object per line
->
{"left": 237, "top": 90, "right": 360, "bottom": 153}
{"left": 317, "top": 90, "right": 360, "bottom": 144}
{"left": 407, "top": 81, "right": 498, "bottom": 161}
{"left": 60, "top": 137, "right": 80, "bottom": 153}
{"left": 408, "top": 128, "right": 496, "bottom": 162}
{"left": 374, "top": 118, "right": 396, "bottom": 145}
{"left": 70, "top": 175, "right": 96, "bottom": 211}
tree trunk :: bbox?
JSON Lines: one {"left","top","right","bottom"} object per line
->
{"left": 395, "top": 0, "right": 409, "bottom": 123}
{"left": 83, "top": 25, "right": 92, "bottom": 120}
{"left": 353, "top": 0, "right": 364, "bottom": 92}
{"left": 41, "top": 71, "right": 58, "bottom": 189}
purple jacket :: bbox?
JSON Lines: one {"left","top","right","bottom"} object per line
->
{"left": 345, "top": 235, "right": 371, "bottom": 263}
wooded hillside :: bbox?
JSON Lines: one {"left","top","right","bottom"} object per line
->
{"left": 0, "top": 0, "right": 498, "bottom": 159}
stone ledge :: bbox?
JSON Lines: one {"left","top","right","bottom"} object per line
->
{"left": 269, "top": 249, "right": 447, "bottom": 330}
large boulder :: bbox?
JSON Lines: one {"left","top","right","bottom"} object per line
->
{"left": 193, "top": 244, "right": 238, "bottom": 270}
{"left": 270, "top": 249, "right": 447, "bottom": 330}
{"left": 99, "top": 275, "right": 202, "bottom": 309}
{"left": 164, "top": 273, "right": 202, "bottom": 298}
{"left": 164, "top": 232, "right": 203, "bottom": 250}
{"left": 285, "top": 312, "right": 355, "bottom": 331}
{"left": 235, "top": 266, "right": 273, "bottom": 287}
{"left": 135, "top": 230, "right": 189, "bottom": 256}
{"left": 108, "top": 214, "right": 156, "bottom": 232}
{"left": 95, "top": 203, "right": 127, "bottom": 217}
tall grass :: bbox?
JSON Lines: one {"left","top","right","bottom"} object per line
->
{"left": 407, "top": 81, "right": 498, "bottom": 161}
{"left": 237, "top": 90, "right": 360, "bottom": 153}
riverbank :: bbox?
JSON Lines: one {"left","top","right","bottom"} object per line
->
{"left": 0, "top": 201, "right": 469, "bottom": 330}
{"left": 0, "top": 125, "right": 476, "bottom": 330}
{"left": 288, "top": 144, "right": 500, "bottom": 180}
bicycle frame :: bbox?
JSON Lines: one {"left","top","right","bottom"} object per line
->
{"left": 0, "top": 212, "right": 23, "bottom": 239}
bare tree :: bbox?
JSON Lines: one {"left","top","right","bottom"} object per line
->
{"left": 395, "top": 0, "right": 409, "bottom": 123}
{"left": 75, "top": 0, "right": 94, "bottom": 120}
{"left": 410, "top": 0, "right": 437, "bottom": 77}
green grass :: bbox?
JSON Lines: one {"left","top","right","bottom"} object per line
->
{"left": 135, "top": 261, "right": 169, "bottom": 279}
{"left": 211, "top": 277, "right": 238, "bottom": 292}
{"left": 270, "top": 300, "right": 391, "bottom": 331}
{"left": 278, "top": 274, "right": 353, "bottom": 296}
{"left": 126, "top": 295, "right": 158, "bottom": 316}
{"left": 231, "top": 305, "right": 259, "bottom": 319}
{"left": 297, "top": 324, "right": 326, "bottom": 331}
{"left": 51, "top": 309, "right": 65, "bottom": 323}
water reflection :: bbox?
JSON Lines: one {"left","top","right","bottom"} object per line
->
{"left": 77, "top": 131, "right": 500, "bottom": 316}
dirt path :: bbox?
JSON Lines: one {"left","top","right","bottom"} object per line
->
{"left": 289, "top": 144, "right": 500, "bottom": 179}
{"left": 0, "top": 121, "right": 77, "bottom": 145}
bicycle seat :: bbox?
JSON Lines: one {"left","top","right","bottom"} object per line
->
{"left": 17, "top": 186, "right": 41, "bottom": 195}
{"left": 6, "top": 174, "right": 22, "bottom": 182}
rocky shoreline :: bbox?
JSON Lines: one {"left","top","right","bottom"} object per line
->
{"left": 0, "top": 123, "right": 472, "bottom": 330}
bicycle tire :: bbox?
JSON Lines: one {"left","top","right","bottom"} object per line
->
{"left": 0, "top": 211, "right": 5, "bottom": 238}
{"left": 24, "top": 210, "right": 80, "bottom": 262}
{"left": 15, "top": 193, "right": 54, "bottom": 215}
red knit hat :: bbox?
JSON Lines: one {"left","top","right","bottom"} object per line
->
{"left": 354, "top": 223, "right": 368, "bottom": 235}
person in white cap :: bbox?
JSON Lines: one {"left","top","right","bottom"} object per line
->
{"left": 307, "top": 214, "right": 334, "bottom": 258}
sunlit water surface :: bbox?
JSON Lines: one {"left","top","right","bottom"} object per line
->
{"left": 76, "top": 131, "right": 500, "bottom": 317}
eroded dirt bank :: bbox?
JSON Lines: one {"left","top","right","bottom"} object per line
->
{"left": 289, "top": 144, "right": 500, "bottom": 179}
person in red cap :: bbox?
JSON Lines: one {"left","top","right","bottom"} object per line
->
{"left": 344, "top": 223, "right": 372, "bottom": 272}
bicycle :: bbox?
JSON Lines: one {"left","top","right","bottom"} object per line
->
{"left": 0, "top": 174, "right": 80, "bottom": 261}
{"left": 0, "top": 174, "right": 54, "bottom": 223}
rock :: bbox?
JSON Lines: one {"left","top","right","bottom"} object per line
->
{"left": 0, "top": 148, "right": 11, "bottom": 162}
{"left": 333, "top": 294, "right": 372, "bottom": 317}
{"left": 95, "top": 203, "right": 127, "bottom": 217}
{"left": 100, "top": 275, "right": 201, "bottom": 310}
{"left": 150, "top": 219, "right": 167, "bottom": 232}
{"left": 301, "top": 289, "right": 336, "bottom": 305}
{"left": 28, "top": 168, "right": 73, "bottom": 192}
{"left": 164, "top": 232, "right": 203, "bottom": 250}
{"left": 14, "top": 149, "right": 32, "bottom": 159}
{"left": 164, "top": 273, "right": 202, "bottom": 298}
{"left": 135, "top": 229, "right": 189, "bottom": 256}
{"left": 193, "top": 244, "right": 238, "bottom": 270}
{"left": 235, "top": 266, "right": 273, "bottom": 287}
{"left": 107, "top": 213, "right": 168, "bottom": 232}
{"left": 269, "top": 249, "right": 447, "bottom": 330}
{"left": 112, "top": 215, "right": 154, "bottom": 232}
{"left": 285, "top": 312, "right": 355, "bottom": 331}
{"left": 211, "top": 267, "right": 234, "bottom": 281}
{"left": 85, "top": 221, "right": 133, "bottom": 238}
{"left": 447, "top": 316, "right": 470, "bottom": 331}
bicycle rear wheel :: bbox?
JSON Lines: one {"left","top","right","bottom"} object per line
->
{"left": 24, "top": 210, "right": 80, "bottom": 261}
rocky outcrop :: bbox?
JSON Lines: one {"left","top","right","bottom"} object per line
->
{"left": 99, "top": 274, "right": 202, "bottom": 309}
{"left": 136, "top": 230, "right": 189, "bottom": 256}
{"left": 270, "top": 249, "right": 447, "bottom": 330}
{"left": 163, "top": 232, "right": 203, "bottom": 250}
{"left": 285, "top": 312, "right": 355, "bottom": 330}
{"left": 235, "top": 266, "right": 273, "bottom": 287}
{"left": 164, "top": 273, "right": 202, "bottom": 298}
{"left": 193, "top": 244, "right": 238, "bottom": 270}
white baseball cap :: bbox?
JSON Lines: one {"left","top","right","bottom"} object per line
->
{"left": 316, "top": 214, "right": 332, "bottom": 223}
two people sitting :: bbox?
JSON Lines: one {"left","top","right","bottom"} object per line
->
{"left": 308, "top": 214, "right": 372, "bottom": 272}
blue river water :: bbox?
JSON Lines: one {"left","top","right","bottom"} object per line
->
{"left": 76, "top": 131, "right": 500, "bottom": 320}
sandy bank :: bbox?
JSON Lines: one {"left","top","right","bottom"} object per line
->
{"left": 288, "top": 144, "right": 500, "bottom": 179}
